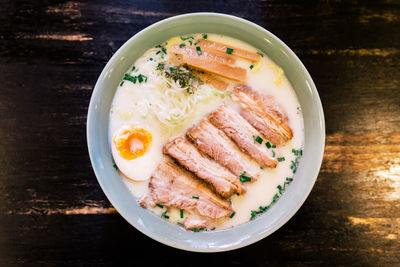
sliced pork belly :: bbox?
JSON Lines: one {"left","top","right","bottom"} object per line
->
{"left": 232, "top": 85, "right": 293, "bottom": 145}
{"left": 187, "top": 119, "right": 260, "bottom": 180}
{"left": 149, "top": 162, "right": 232, "bottom": 219}
{"left": 183, "top": 215, "right": 209, "bottom": 230}
{"left": 163, "top": 137, "right": 245, "bottom": 198}
{"left": 209, "top": 104, "right": 277, "bottom": 168}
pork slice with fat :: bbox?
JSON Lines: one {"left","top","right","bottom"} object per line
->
{"left": 163, "top": 137, "right": 245, "bottom": 198}
{"left": 209, "top": 104, "right": 277, "bottom": 168}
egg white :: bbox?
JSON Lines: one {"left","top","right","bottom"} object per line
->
{"left": 111, "top": 126, "right": 163, "bottom": 181}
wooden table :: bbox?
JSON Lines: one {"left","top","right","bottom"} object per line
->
{"left": 1, "top": 0, "right": 399, "bottom": 265}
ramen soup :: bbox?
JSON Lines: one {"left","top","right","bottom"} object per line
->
{"left": 109, "top": 33, "right": 304, "bottom": 231}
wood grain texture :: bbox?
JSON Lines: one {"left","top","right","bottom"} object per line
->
{"left": 0, "top": 0, "right": 399, "bottom": 266}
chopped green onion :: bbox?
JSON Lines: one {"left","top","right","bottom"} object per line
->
{"left": 137, "top": 74, "right": 143, "bottom": 83}
{"left": 189, "top": 40, "right": 192, "bottom": 45}
{"left": 277, "top": 185, "right": 283, "bottom": 194}
{"left": 272, "top": 145, "right": 276, "bottom": 148}
{"left": 250, "top": 65, "right": 254, "bottom": 69}
{"left": 161, "top": 211, "right": 169, "bottom": 219}
{"left": 180, "top": 35, "right": 194, "bottom": 41}
{"left": 266, "top": 142, "right": 271, "bottom": 149}
{"left": 196, "top": 46, "right": 202, "bottom": 55}
{"left": 161, "top": 47, "right": 167, "bottom": 54}
{"left": 278, "top": 157, "right": 285, "bottom": 162}
{"left": 239, "top": 171, "right": 251, "bottom": 183}
{"left": 253, "top": 135, "right": 263, "bottom": 144}
{"left": 192, "top": 227, "right": 205, "bottom": 232}
{"left": 194, "top": 40, "right": 199, "bottom": 45}
{"left": 169, "top": 67, "right": 176, "bottom": 72}
{"left": 250, "top": 150, "right": 301, "bottom": 221}
{"left": 156, "top": 204, "right": 164, "bottom": 208}
{"left": 260, "top": 166, "right": 264, "bottom": 170}
{"left": 119, "top": 81, "right": 124, "bottom": 86}
{"left": 230, "top": 211, "right": 236, "bottom": 218}
{"left": 202, "top": 34, "right": 208, "bottom": 39}
{"left": 123, "top": 73, "right": 137, "bottom": 84}
{"left": 179, "top": 43, "right": 186, "bottom": 48}
{"left": 192, "top": 196, "right": 199, "bottom": 199}
{"left": 112, "top": 159, "right": 118, "bottom": 170}
{"left": 272, "top": 150, "right": 275, "bottom": 157}
{"left": 180, "top": 209, "right": 184, "bottom": 218}
{"left": 226, "top": 48, "right": 234, "bottom": 54}
{"left": 210, "top": 227, "right": 216, "bottom": 231}
{"left": 149, "top": 58, "right": 153, "bottom": 61}
{"left": 257, "top": 51, "right": 264, "bottom": 57}
{"left": 132, "top": 66, "right": 135, "bottom": 71}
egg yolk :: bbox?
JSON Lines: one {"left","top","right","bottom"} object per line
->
{"left": 113, "top": 126, "right": 152, "bottom": 160}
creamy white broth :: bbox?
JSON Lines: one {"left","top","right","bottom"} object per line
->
{"left": 108, "top": 33, "right": 304, "bottom": 230}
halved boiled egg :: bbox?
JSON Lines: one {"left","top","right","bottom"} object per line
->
{"left": 111, "top": 124, "right": 162, "bottom": 181}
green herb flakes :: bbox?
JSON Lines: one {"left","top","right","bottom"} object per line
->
{"left": 157, "top": 63, "right": 164, "bottom": 70}
{"left": 250, "top": 65, "right": 254, "bottom": 69}
{"left": 202, "top": 34, "right": 208, "bottom": 39}
{"left": 180, "top": 209, "right": 184, "bottom": 218}
{"left": 277, "top": 157, "right": 285, "bottom": 162}
{"left": 230, "top": 211, "right": 236, "bottom": 218}
{"left": 179, "top": 43, "right": 186, "bottom": 48}
{"left": 192, "top": 196, "right": 199, "bottom": 199}
{"left": 257, "top": 51, "right": 264, "bottom": 57}
{"left": 226, "top": 48, "right": 234, "bottom": 54}
{"left": 156, "top": 204, "right": 164, "bottom": 209}
{"left": 265, "top": 142, "right": 271, "bottom": 149}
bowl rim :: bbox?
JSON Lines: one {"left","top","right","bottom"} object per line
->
{"left": 87, "top": 12, "right": 325, "bottom": 252}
